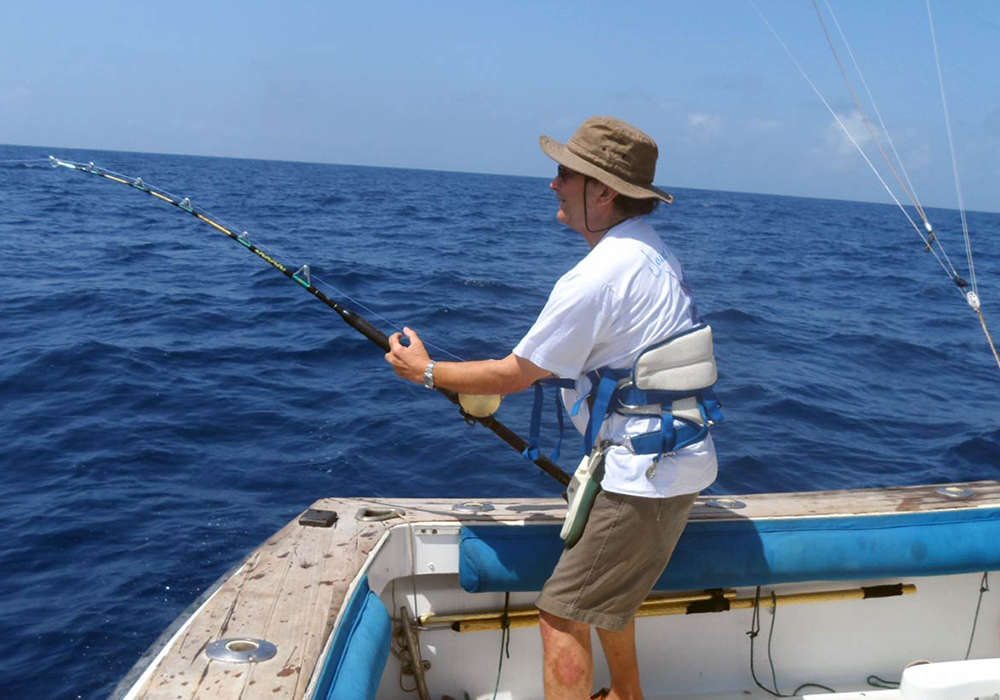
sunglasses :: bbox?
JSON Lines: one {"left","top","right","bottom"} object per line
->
{"left": 556, "top": 165, "right": 580, "bottom": 181}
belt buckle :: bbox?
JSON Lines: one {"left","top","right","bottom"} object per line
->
{"left": 623, "top": 435, "right": 637, "bottom": 455}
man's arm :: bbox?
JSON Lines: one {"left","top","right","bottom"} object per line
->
{"left": 385, "top": 327, "right": 552, "bottom": 395}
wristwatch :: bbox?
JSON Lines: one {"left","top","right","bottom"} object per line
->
{"left": 422, "top": 361, "right": 436, "bottom": 389}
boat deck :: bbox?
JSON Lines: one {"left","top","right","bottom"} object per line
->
{"left": 113, "top": 481, "right": 1000, "bottom": 700}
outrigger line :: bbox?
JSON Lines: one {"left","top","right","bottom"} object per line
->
{"left": 48, "top": 156, "right": 571, "bottom": 487}
{"left": 747, "top": 0, "right": 1000, "bottom": 378}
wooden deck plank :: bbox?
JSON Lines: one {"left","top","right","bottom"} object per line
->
{"left": 130, "top": 499, "right": 392, "bottom": 700}
{"left": 362, "top": 480, "right": 1000, "bottom": 523}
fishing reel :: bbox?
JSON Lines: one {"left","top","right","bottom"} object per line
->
{"left": 458, "top": 393, "right": 503, "bottom": 418}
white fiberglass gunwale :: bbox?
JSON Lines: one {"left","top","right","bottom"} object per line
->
{"left": 109, "top": 481, "right": 1000, "bottom": 700}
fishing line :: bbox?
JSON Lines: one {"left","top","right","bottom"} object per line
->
{"left": 939, "top": 0, "right": 1000, "bottom": 34}
{"left": 746, "top": 0, "right": 945, "bottom": 266}
{"left": 44, "top": 156, "right": 571, "bottom": 487}
{"left": 821, "top": 2, "right": 930, "bottom": 230}
{"left": 748, "top": 0, "right": 1000, "bottom": 377}
{"left": 55, "top": 159, "right": 464, "bottom": 361}
{"left": 815, "top": 0, "right": 968, "bottom": 289}
{"left": 926, "top": 0, "right": 977, "bottom": 295}
{"left": 0, "top": 158, "right": 53, "bottom": 165}
{"left": 55, "top": 158, "right": 463, "bottom": 360}
{"left": 817, "top": 0, "right": 938, "bottom": 239}
{"left": 924, "top": 0, "right": 1000, "bottom": 374}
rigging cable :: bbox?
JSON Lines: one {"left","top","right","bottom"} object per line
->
{"left": 816, "top": 0, "right": 961, "bottom": 278}
{"left": 927, "top": 0, "right": 976, "bottom": 295}
{"left": 44, "top": 156, "right": 572, "bottom": 487}
{"left": 815, "top": 0, "right": 973, "bottom": 298}
{"left": 925, "top": 0, "right": 1000, "bottom": 373}
{"left": 747, "top": 0, "right": 1000, "bottom": 376}
{"left": 746, "top": 0, "right": 947, "bottom": 271}
{"left": 814, "top": 0, "right": 931, "bottom": 229}
{"left": 822, "top": 0, "right": 930, "bottom": 230}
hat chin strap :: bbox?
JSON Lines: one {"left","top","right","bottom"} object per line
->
{"left": 582, "top": 178, "right": 627, "bottom": 235}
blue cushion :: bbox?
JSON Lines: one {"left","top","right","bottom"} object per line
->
{"left": 312, "top": 574, "right": 393, "bottom": 700}
{"left": 459, "top": 507, "right": 1000, "bottom": 593}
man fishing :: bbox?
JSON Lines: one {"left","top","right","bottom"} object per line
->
{"left": 386, "top": 115, "right": 719, "bottom": 700}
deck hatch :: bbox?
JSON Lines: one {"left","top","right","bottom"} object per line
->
{"left": 299, "top": 508, "right": 339, "bottom": 527}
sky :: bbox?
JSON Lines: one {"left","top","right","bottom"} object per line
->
{"left": 2, "top": 0, "right": 999, "bottom": 212}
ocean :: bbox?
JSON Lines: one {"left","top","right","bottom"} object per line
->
{"left": 1, "top": 144, "right": 997, "bottom": 699}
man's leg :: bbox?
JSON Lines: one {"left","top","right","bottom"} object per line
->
{"left": 596, "top": 619, "right": 644, "bottom": 700}
{"left": 540, "top": 610, "right": 593, "bottom": 699}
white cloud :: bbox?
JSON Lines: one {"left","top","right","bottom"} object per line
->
{"left": 686, "top": 112, "right": 722, "bottom": 139}
{"left": 806, "top": 111, "right": 883, "bottom": 174}
{"left": 810, "top": 112, "right": 935, "bottom": 182}
{"left": 827, "top": 111, "right": 875, "bottom": 156}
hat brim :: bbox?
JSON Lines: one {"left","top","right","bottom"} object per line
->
{"left": 539, "top": 135, "right": 674, "bottom": 204}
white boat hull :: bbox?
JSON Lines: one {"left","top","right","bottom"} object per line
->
{"left": 109, "top": 482, "right": 1000, "bottom": 700}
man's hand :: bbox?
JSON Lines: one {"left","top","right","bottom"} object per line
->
{"left": 386, "top": 327, "right": 431, "bottom": 384}
{"left": 386, "top": 326, "right": 552, "bottom": 394}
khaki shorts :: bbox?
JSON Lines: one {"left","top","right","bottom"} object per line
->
{"left": 535, "top": 489, "right": 697, "bottom": 632}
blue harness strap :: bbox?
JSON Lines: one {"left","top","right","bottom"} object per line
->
{"left": 553, "top": 389, "right": 566, "bottom": 463}
{"left": 527, "top": 378, "right": 724, "bottom": 461}
{"left": 585, "top": 375, "right": 619, "bottom": 455}
{"left": 524, "top": 327, "right": 725, "bottom": 463}
{"left": 522, "top": 378, "right": 576, "bottom": 464}
{"left": 702, "top": 387, "right": 725, "bottom": 425}
{"left": 658, "top": 403, "right": 677, "bottom": 454}
{"left": 526, "top": 383, "right": 724, "bottom": 462}
{"left": 626, "top": 402, "right": 709, "bottom": 455}
{"left": 522, "top": 383, "right": 545, "bottom": 462}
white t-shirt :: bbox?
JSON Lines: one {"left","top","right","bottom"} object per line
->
{"left": 513, "top": 216, "right": 718, "bottom": 498}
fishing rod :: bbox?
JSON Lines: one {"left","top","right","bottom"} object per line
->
{"left": 47, "top": 156, "right": 571, "bottom": 488}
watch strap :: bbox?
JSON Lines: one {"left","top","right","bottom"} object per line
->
{"left": 422, "top": 360, "right": 437, "bottom": 389}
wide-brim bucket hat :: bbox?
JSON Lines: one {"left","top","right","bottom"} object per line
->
{"left": 540, "top": 116, "right": 674, "bottom": 204}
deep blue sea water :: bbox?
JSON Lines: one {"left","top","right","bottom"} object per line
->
{"left": 1, "top": 144, "right": 997, "bottom": 699}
